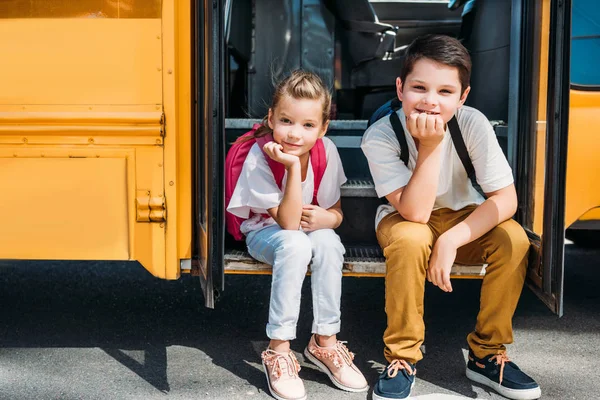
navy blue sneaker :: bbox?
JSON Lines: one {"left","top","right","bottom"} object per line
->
{"left": 466, "top": 349, "right": 541, "bottom": 400}
{"left": 373, "top": 359, "right": 416, "bottom": 400}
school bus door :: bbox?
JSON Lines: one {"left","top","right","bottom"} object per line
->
{"left": 194, "top": 0, "right": 572, "bottom": 314}
{"left": 517, "top": 0, "right": 571, "bottom": 316}
{"left": 193, "top": 0, "right": 225, "bottom": 308}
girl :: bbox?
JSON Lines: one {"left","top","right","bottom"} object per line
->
{"left": 227, "top": 70, "right": 368, "bottom": 400}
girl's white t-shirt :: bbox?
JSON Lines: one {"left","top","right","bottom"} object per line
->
{"left": 227, "top": 136, "right": 347, "bottom": 235}
{"left": 361, "top": 105, "right": 514, "bottom": 230}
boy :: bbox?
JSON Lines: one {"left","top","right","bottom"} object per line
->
{"left": 361, "top": 34, "right": 541, "bottom": 400}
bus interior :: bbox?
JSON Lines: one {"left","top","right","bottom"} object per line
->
{"left": 221, "top": 0, "right": 525, "bottom": 278}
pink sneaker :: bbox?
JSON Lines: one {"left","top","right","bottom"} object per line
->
{"left": 303, "top": 334, "right": 368, "bottom": 392}
{"left": 261, "top": 348, "right": 307, "bottom": 400}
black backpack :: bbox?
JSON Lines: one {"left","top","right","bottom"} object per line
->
{"left": 368, "top": 98, "right": 486, "bottom": 199}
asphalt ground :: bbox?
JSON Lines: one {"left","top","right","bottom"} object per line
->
{"left": 0, "top": 241, "right": 598, "bottom": 400}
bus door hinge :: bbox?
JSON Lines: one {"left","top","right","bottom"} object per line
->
{"left": 136, "top": 191, "right": 166, "bottom": 222}
{"left": 160, "top": 113, "right": 165, "bottom": 137}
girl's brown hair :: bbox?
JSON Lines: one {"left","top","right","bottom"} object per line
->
{"left": 252, "top": 69, "right": 331, "bottom": 139}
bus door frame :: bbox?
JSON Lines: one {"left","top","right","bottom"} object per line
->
{"left": 193, "top": 0, "right": 226, "bottom": 308}
{"left": 516, "top": 0, "right": 571, "bottom": 316}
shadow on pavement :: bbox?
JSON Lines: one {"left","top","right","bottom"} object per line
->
{"left": 0, "top": 242, "right": 598, "bottom": 398}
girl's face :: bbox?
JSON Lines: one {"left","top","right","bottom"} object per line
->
{"left": 267, "top": 95, "right": 328, "bottom": 159}
{"left": 397, "top": 58, "right": 470, "bottom": 124}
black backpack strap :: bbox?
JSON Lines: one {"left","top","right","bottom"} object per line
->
{"left": 389, "top": 111, "right": 409, "bottom": 167}
{"left": 447, "top": 116, "right": 487, "bottom": 199}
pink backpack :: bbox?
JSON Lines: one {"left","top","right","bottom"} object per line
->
{"left": 225, "top": 123, "right": 327, "bottom": 241}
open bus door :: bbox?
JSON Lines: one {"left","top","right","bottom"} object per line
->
{"left": 199, "top": 0, "right": 570, "bottom": 314}
{"left": 517, "top": 0, "right": 571, "bottom": 316}
{"left": 193, "top": 0, "right": 225, "bottom": 308}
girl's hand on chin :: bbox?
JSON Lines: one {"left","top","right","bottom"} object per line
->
{"left": 263, "top": 141, "right": 300, "bottom": 169}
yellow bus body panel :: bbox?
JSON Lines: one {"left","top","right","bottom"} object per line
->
{"left": 0, "top": 1, "right": 192, "bottom": 279}
{"left": 531, "top": 1, "right": 600, "bottom": 233}
{"left": 565, "top": 90, "right": 600, "bottom": 227}
{"left": 0, "top": 19, "right": 162, "bottom": 105}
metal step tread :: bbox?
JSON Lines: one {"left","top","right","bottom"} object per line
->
{"left": 341, "top": 179, "right": 376, "bottom": 197}
{"left": 225, "top": 246, "right": 486, "bottom": 277}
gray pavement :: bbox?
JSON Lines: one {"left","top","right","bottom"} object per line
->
{"left": 0, "top": 241, "right": 598, "bottom": 400}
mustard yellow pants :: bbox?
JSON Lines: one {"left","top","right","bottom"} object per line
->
{"left": 376, "top": 205, "right": 530, "bottom": 364}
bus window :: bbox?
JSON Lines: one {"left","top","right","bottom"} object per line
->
{"left": 571, "top": 0, "right": 600, "bottom": 87}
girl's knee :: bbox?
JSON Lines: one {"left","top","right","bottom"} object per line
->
{"left": 274, "top": 230, "right": 312, "bottom": 264}
{"left": 309, "top": 229, "right": 344, "bottom": 254}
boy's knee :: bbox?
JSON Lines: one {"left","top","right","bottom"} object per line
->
{"left": 490, "top": 220, "right": 530, "bottom": 257}
{"left": 384, "top": 222, "right": 433, "bottom": 253}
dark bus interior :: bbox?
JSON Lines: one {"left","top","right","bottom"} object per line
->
{"left": 222, "top": 0, "right": 520, "bottom": 271}
{"left": 225, "top": 0, "right": 510, "bottom": 121}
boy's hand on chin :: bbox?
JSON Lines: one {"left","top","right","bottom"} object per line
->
{"left": 407, "top": 112, "right": 446, "bottom": 149}
{"left": 263, "top": 141, "right": 300, "bottom": 169}
{"left": 427, "top": 236, "right": 457, "bottom": 292}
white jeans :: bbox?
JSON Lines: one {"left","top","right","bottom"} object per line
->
{"left": 246, "top": 225, "right": 345, "bottom": 340}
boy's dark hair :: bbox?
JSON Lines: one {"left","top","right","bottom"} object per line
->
{"left": 400, "top": 34, "right": 471, "bottom": 94}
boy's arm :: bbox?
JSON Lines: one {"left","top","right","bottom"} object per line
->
{"left": 385, "top": 113, "right": 446, "bottom": 223}
{"left": 440, "top": 184, "right": 518, "bottom": 248}
{"left": 385, "top": 143, "right": 443, "bottom": 224}
{"left": 427, "top": 184, "right": 518, "bottom": 292}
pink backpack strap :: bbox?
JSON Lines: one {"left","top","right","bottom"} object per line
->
{"left": 225, "top": 125, "right": 262, "bottom": 241}
{"left": 309, "top": 138, "right": 326, "bottom": 205}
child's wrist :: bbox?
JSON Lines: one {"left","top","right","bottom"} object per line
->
{"left": 285, "top": 160, "right": 301, "bottom": 170}
{"left": 439, "top": 228, "right": 467, "bottom": 249}
{"left": 326, "top": 209, "right": 342, "bottom": 229}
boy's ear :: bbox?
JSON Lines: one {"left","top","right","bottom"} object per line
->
{"left": 267, "top": 108, "right": 274, "bottom": 129}
{"left": 396, "top": 77, "right": 404, "bottom": 101}
{"left": 319, "top": 120, "right": 330, "bottom": 138}
{"left": 459, "top": 86, "right": 471, "bottom": 107}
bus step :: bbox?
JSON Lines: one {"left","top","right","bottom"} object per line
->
{"left": 224, "top": 245, "right": 486, "bottom": 278}
{"left": 341, "top": 179, "right": 376, "bottom": 197}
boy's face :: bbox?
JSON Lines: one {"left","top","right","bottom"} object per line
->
{"left": 397, "top": 58, "right": 470, "bottom": 124}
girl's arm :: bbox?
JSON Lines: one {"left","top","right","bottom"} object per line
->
{"left": 262, "top": 141, "right": 303, "bottom": 230}
{"left": 267, "top": 161, "right": 303, "bottom": 230}
{"left": 301, "top": 199, "right": 343, "bottom": 232}
{"left": 325, "top": 200, "right": 343, "bottom": 229}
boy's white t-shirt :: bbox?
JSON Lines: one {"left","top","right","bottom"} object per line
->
{"left": 361, "top": 105, "right": 514, "bottom": 230}
{"left": 227, "top": 136, "right": 347, "bottom": 235}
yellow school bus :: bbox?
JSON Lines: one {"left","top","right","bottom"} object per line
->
{"left": 0, "top": 0, "right": 597, "bottom": 316}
